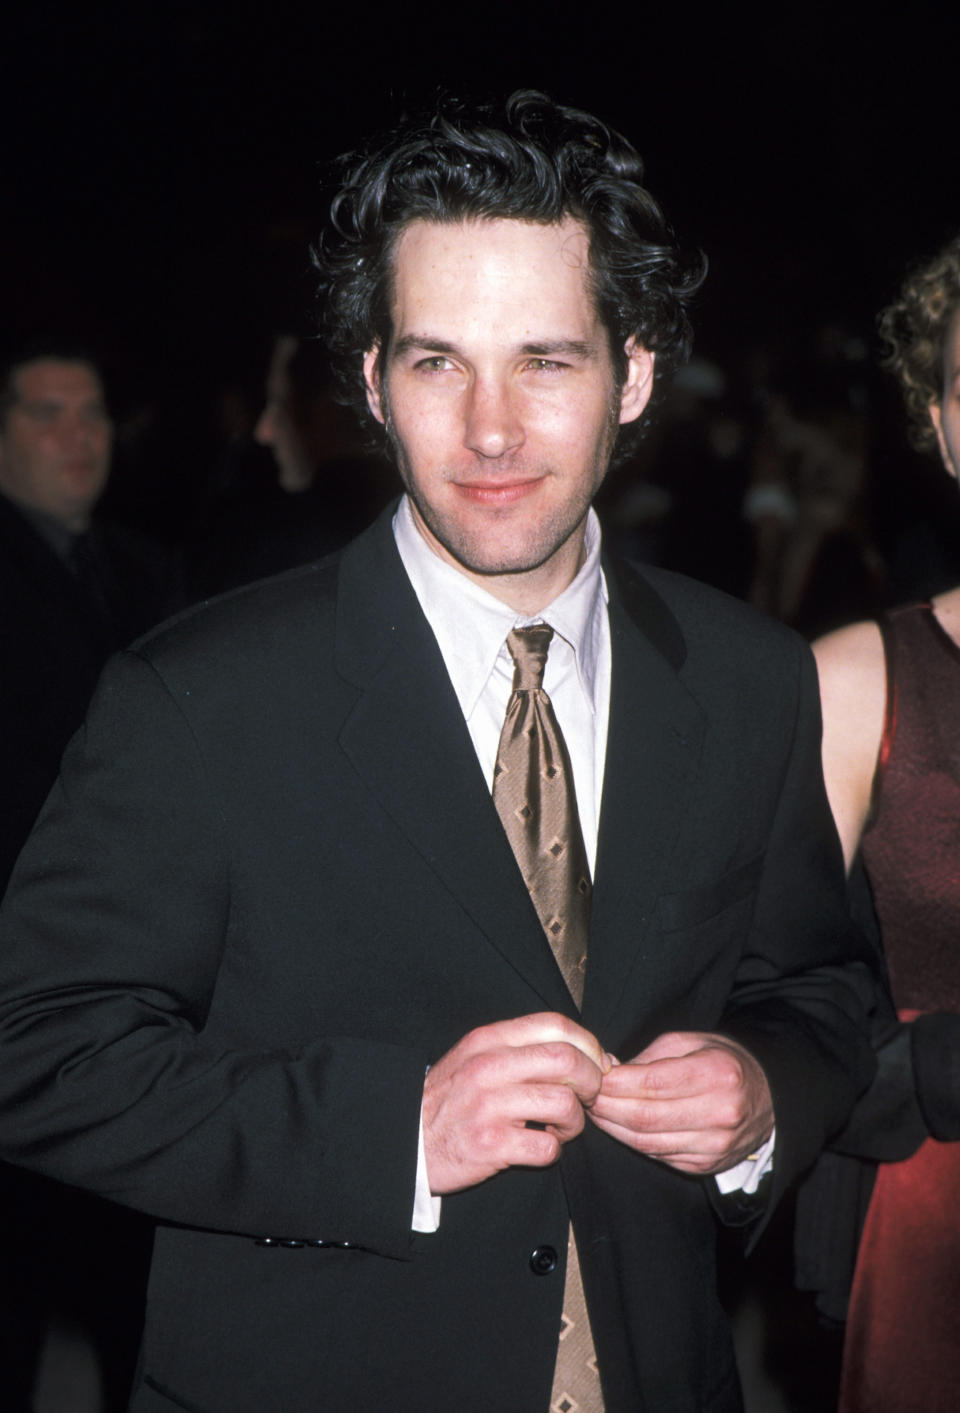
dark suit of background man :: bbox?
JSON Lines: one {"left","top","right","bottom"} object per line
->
{"left": 0, "top": 347, "right": 166, "bottom": 1410}
{"left": 0, "top": 95, "right": 879, "bottom": 1413}
{"left": 0, "top": 347, "right": 170, "bottom": 889}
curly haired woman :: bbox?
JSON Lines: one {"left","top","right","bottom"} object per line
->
{"left": 812, "top": 236, "right": 960, "bottom": 1413}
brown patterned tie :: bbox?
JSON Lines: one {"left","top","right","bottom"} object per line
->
{"left": 493, "top": 626, "right": 603, "bottom": 1413}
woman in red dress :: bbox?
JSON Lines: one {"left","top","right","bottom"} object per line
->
{"left": 812, "top": 237, "right": 960, "bottom": 1413}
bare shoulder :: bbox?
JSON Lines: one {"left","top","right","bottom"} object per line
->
{"left": 931, "top": 584, "right": 960, "bottom": 647}
{"left": 813, "top": 620, "right": 886, "bottom": 707}
{"left": 811, "top": 620, "right": 886, "bottom": 872}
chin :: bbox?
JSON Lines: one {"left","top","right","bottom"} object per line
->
{"left": 447, "top": 537, "right": 568, "bottom": 579}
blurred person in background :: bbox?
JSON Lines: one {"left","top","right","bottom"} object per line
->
{"left": 0, "top": 343, "right": 172, "bottom": 886}
{"left": 797, "top": 236, "right": 960, "bottom": 1413}
{"left": 255, "top": 334, "right": 340, "bottom": 493}
{"left": 743, "top": 324, "right": 884, "bottom": 640}
{"left": 0, "top": 342, "right": 167, "bottom": 1412}
{"left": 184, "top": 334, "right": 392, "bottom": 598}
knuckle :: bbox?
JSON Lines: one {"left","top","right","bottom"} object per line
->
{"left": 462, "top": 1051, "right": 492, "bottom": 1087}
{"left": 537, "top": 1040, "right": 575, "bottom": 1074}
{"left": 644, "top": 1065, "right": 670, "bottom": 1093}
{"left": 560, "top": 1088, "right": 585, "bottom": 1126}
{"left": 473, "top": 1117, "right": 505, "bottom": 1157}
{"left": 461, "top": 1024, "right": 493, "bottom": 1058}
{"left": 718, "top": 1099, "right": 744, "bottom": 1129}
{"left": 525, "top": 1011, "right": 565, "bottom": 1038}
{"left": 537, "top": 1083, "right": 580, "bottom": 1125}
{"left": 530, "top": 1130, "right": 562, "bottom": 1164}
{"left": 555, "top": 1041, "right": 582, "bottom": 1076}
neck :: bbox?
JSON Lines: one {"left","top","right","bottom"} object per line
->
{"left": 408, "top": 506, "right": 589, "bottom": 615}
{"left": 473, "top": 548, "right": 586, "bottom": 615}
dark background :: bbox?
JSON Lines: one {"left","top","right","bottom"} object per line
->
{"left": 1, "top": 11, "right": 955, "bottom": 1406}
{"left": 1, "top": 2, "right": 957, "bottom": 552}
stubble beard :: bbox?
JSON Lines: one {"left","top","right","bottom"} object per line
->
{"left": 383, "top": 398, "right": 620, "bottom": 582}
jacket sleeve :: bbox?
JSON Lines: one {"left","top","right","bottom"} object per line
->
{"left": 715, "top": 640, "right": 881, "bottom": 1215}
{"left": 0, "top": 648, "right": 426, "bottom": 1258}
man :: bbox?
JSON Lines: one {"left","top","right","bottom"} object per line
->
{"left": 0, "top": 95, "right": 877, "bottom": 1412}
{"left": 0, "top": 346, "right": 170, "bottom": 888}
{"left": 0, "top": 345, "right": 169, "bottom": 1411}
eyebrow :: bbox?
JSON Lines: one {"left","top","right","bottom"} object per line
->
{"left": 21, "top": 396, "right": 107, "bottom": 413}
{"left": 391, "top": 335, "right": 601, "bottom": 360}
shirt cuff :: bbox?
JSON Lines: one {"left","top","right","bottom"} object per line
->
{"left": 713, "top": 1127, "right": 776, "bottom": 1196}
{"left": 412, "top": 1094, "right": 442, "bottom": 1232}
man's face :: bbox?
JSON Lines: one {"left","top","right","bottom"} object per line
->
{"left": 0, "top": 359, "right": 113, "bottom": 531}
{"left": 363, "top": 217, "right": 653, "bottom": 609}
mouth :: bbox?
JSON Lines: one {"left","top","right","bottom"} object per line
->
{"left": 452, "top": 476, "right": 546, "bottom": 507}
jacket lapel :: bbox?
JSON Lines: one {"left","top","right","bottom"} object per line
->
{"left": 333, "top": 511, "right": 575, "bottom": 1012}
{"left": 584, "top": 560, "right": 705, "bottom": 1031}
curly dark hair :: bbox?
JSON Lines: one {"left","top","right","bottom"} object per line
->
{"left": 878, "top": 235, "right": 960, "bottom": 452}
{"left": 313, "top": 90, "right": 705, "bottom": 448}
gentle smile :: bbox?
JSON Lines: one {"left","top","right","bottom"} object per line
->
{"left": 452, "top": 477, "right": 546, "bottom": 505}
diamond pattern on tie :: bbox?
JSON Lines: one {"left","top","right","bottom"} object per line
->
{"left": 492, "top": 626, "right": 591, "bottom": 1007}
{"left": 548, "top": 1229, "right": 604, "bottom": 1412}
{"left": 492, "top": 629, "right": 603, "bottom": 1410}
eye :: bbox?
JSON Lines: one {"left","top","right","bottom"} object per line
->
{"left": 524, "top": 358, "right": 566, "bottom": 373}
{"left": 416, "top": 355, "right": 456, "bottom": 373}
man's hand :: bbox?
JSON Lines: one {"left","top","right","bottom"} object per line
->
{"left": 422, "top": 1013, "right": 612, "bottom": 1195}
{"left": 588, "top": 1031, "right": 774, "bottom": 1175}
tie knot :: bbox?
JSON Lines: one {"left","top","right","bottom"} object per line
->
{"left": 506, "top": 625, "right": 553, "bottom": 691}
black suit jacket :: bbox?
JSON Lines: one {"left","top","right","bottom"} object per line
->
{"left": 0, "top": 506, "right": 878, "bottom": 1412}
{"left": 0, "top": 491, "right": 171, "bottom": 888}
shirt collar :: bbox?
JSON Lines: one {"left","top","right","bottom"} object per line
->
{"left": 393, "top": 493, "right": 607, "bottom": 720}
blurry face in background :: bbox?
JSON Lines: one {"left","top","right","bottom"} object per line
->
{"left": 930, "top": 308, "right": 960, "bottom": 481}
{"left": 0, "top": 359, "right": 113, "bottom": 532}
{"left": 255, "top": 337, "right": 316, "bottom": 492}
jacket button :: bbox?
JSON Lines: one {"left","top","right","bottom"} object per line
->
{"left": 529, "top": 1245, "right": 558, "bottom": 1276}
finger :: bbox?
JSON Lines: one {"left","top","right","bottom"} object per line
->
{"left": 598, "top": 1057, "right": 714, "bottom": 1103}
{"left": 446, "top": 1111, "right": 567, "bottom": 1175}
{"left": 588, "top": 1111, "right": 730, "bottom": 1168}
{"left": 484, "top": 1079, "right": 590, "bottom": 1140}
{"left": 498, "top": 1125, "right": 564, "bottom": 1169}
{"left": 589, "top": 1089, "right": 726, "bottom": 1134}
{"left": 631, "top": 1030, "right": 713, "bottom": 1064}
{"left": 599, "top": 1048, "right": 744, "bottom": 1103}
{"left": 478, "top": 1013, "right": 612, "bottom": 1073}
{"left": 490, "top": 1041, "right": 606, "bottom": 1107}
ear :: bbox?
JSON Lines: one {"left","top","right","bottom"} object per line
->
{"left": 618, "top": 338, "right": 655, "bottom": 425}
{"left": 929, "top": 401, "right": 957, "bottom": 481}
{"left": 362, "top": 344, "right": 386, "bottom": 426}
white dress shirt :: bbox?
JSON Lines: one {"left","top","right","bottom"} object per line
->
{"left": 394, "top": 495, "right": 609, "bottom": 871}
{"left": 391, "top": 495, "right": 773, "bottom": 1228}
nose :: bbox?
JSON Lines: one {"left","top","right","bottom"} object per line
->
{"left": 255, "top": 403, "right": 276, "bottom": 446}
{"left": 463, "top": 378, "right": 524, "bottom": 460}
{"left": 64, "top": 413, "right": 99, "bottom": 452}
